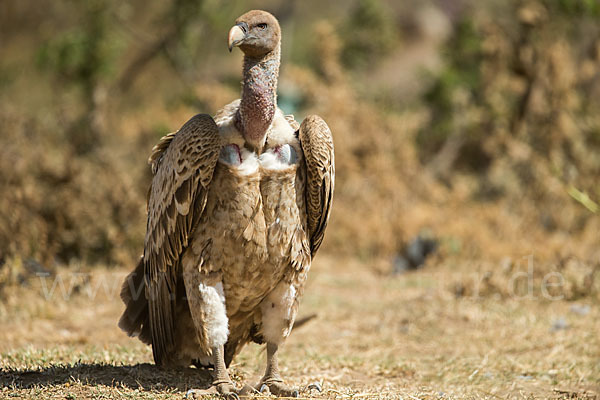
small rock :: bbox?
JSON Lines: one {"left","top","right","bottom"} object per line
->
{"left": 550, "top": 317, "right": 569, "bottom": 332}
{"left": 569, "top": 304, "right": 590, "bottom": 316}
{"left": 517, "top": 374, "right": 534, "bottom": 381}
{"left": 24, "top": 258, "right": 51, "bottom": 275}
{"left": 392, "top": 235, "right": 438, "bottom": 274}
{"left": 500, "top": 257, "right": 513, "bottom": 273}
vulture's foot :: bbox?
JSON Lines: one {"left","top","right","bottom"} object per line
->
{"left": 214, "top": 380, "right": 240, "bottom": 400}
{"left": 257, "top": 343, "right": 299, "bottom": 397}
{"left": 257, "top": 379, "right": 299, "bottom": 398}
{"left": 205, "top": 346, "right": 242, "bottom": 399}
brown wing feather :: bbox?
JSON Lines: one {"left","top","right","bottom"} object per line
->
{"left": 285, "top": 114, "right": 300, "bottom": 131}
{"left": 143, "top": 114, "right": 221, "bottom": 365}
{"left": 299, "top": 115, "right": 335, "bottom": 257}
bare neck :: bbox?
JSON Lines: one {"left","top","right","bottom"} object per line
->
{"left": 236, "top": 44, "right": 280, "bottom": 151}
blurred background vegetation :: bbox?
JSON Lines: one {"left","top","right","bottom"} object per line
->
{"left": 0, "top": 0, "right": 598, "bottom": 275}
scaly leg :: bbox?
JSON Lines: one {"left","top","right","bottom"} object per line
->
{"left": 256, "top": 281, "right": 301, "bottom": 397}
{"left": 212, "top": 345, "right": 239, "bottom": 399}
{"left": 257, "top": 342, "right": 299, "bottom": 397}
{"left": 186, "top": 346, "right": 246, "bottom": 399}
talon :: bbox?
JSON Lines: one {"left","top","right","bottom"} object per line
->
{"left": 185, "top": 389, "right": 195, "bottom": 399}
{"left": 307, "top": 382, "right": 322, "bottom": 392}
{"left": 260, "top": 383, "right": 270, "bottom": 394}
{"left": 215, "top": 381, "right": 241, "bottom": 400}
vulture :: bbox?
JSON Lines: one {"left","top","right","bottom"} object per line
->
{"left": 118, "top": 10, "right": 335, "bottom": 398}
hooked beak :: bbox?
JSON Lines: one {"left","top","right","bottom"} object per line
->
{"left": 228, "top": 23, "right": 247, "bottom": 52}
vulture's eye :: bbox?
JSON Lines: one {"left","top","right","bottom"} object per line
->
{"left": 257, "top": 23, "right": 267, "bottom": 30}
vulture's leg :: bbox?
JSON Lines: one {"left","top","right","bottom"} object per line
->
{"left": 211, "top": 345, "right": 238, "bottom": 398}
{"left": 257, "top": 342, "right": 299, "bottom": 397}
{"left": 257, "top": 281, "right": 299, "bottom": 397}
{"left": 182, "top": 268, "right": 240, "bottom": 398}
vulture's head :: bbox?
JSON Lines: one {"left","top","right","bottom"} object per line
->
{"left": 228, "top": 10, "right": 281, "bottom": 58}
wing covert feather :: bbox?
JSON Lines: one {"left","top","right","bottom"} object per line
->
{"left": 299, "top": 115, "right": 335, "bottom": 257}
{"left": 143, "top": 113, "right": 221, "bottom": 364}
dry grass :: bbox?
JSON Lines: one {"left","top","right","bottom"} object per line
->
{"left": 1, "top": 255, "right": 599, "bottom": 399}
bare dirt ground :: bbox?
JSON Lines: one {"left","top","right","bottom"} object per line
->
{"left": 0, "top": 255, "right": 598, "bottom": 399}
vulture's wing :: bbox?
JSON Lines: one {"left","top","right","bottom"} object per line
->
{"left": 144, "top": 114, "right": 221, "bottom": 364}
{"left": 299, "top": 115, "right": 335, "bottom": 257}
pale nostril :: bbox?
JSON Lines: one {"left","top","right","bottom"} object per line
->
{"left": 237, "top": 22, "right": 248, "bottom": 34}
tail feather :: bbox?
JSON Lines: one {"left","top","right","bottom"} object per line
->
{"left": 118, "top": 257, "right": 152, "bottom": 345}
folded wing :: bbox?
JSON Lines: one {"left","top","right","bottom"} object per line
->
{"left": 144, "top": 114, "right": 221, "bottom": 364}
{"left": 299, "top": 115, "right": 335, "bottom": 257}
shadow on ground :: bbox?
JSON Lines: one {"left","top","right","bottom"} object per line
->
{"left": 0, "top": 363, "right": 213, "bottom": 391}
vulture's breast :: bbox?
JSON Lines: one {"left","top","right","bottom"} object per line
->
{"left": 214, "top": 141, "right": 304, "bottom": 256}
{"left": 194, "top": 116, "right": 308, "bottom": 314}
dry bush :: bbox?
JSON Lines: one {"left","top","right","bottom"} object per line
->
{"left": 420, "top": 0, "right": 600, "bottom": 239}
{"left": 0, "top": 107, "right": 146, "bottom": 268}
